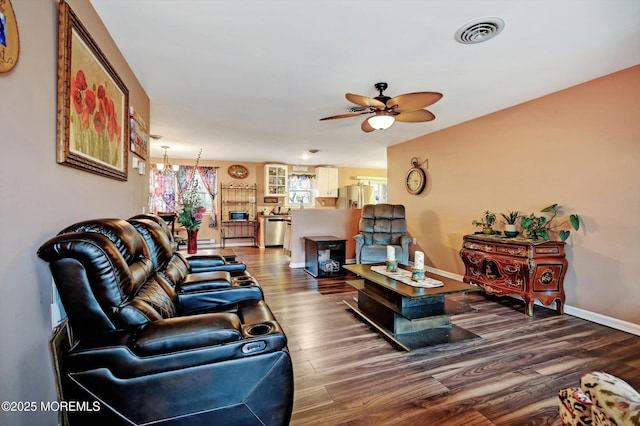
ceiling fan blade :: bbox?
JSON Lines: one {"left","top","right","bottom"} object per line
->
{"left": 346, "top": 93, "right": 386, "bottom": 109}
{"left": 361, "top": 117, "right": 376, "bottom": 133}
{"left": 387, "top": 92, "right": 443, "bottom": 112}
{"left": 319, "top": 111, "right": 370, "bottom": 121}
{"left": 394, "top": 109, "right": 436, "bottom": 123}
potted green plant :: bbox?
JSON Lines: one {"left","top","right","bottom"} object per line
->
{"left": 472, "top": 210, "right": 497, "bottom": 234}
{"left": 520, "top": 204, "right": 580, "bottom": 241}
{"left": 500, "top": 210, "right": 520, "bottom": 237}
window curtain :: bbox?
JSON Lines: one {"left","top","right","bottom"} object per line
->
{"left": 176, "top": 166, "right": 198, "bottom": 199}
{"left": 198, "top": 166, "right": 218, "bottom": 228}
{"left": 149, "top": 164, "right": 179, "bottom": 213}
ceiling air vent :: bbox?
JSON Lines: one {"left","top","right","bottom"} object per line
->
{"left": 454, "top": 17, "right": 505, "bottom": 44}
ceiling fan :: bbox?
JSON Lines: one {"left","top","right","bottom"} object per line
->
{"left": 320, "top": 82, "right": 443, "bottom": 132}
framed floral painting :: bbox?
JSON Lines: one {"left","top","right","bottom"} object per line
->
{"left": 56, "top": 1, "right": 129, "bottom": 180}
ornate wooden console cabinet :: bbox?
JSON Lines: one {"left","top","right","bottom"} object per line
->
{"left": 460, "top": 234, "right": 567, "bottom": 316}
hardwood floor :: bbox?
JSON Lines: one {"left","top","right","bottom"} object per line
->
{"left": 231, "top": 246, "right": 640, "bottom": 426}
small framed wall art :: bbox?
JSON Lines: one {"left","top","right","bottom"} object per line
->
{"left": 130, "top": 106, "right": 149, "bottom": 160}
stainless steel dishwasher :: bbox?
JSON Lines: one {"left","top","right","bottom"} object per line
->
{"left": 264, "top": 216, "right": 290, "bottom": 246}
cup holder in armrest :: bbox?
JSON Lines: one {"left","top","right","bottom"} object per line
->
{"left": 233, "top": 276, "right": 257, "bottom": 287}
{"left": 243, "top": 322, "right": 276, "bottom": 337}
{"left": 246, "top": 323, "right": 272, "bottom": 336}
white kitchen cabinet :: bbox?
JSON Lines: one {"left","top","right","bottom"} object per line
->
{"left": 265, "top": 164, "right": 288, "bottom": 197}
{"left": 315, "top": 167, "right": 338, "bottom": 197}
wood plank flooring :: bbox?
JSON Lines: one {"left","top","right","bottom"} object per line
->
{"left": 231, "top": 247, "right": 640, "bottom": 426}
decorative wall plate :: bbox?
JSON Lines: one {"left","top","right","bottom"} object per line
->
{"left": 228, "top": 164, "right": 249, "bottom": 179}
{"left": 0, "top": 0, "right": 20, "bottom": 73}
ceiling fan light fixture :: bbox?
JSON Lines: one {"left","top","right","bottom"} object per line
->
{"left": 368, "top": 113, "right": 395, "bottom": 130}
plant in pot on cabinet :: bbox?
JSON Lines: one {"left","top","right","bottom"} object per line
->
{"left": 501, "top": 210, "right": 521, "bottom": 237}
{"left": 520, "top": 203, "right": 580, "bottom": 241}
{"left": 472, "top": 211, "right": 497, "bottom": 235}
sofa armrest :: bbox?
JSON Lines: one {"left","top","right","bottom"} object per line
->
{"left": 190, "top": 262, "right": 248, "bottom": 274}
{"left": 133, "top": 314, "right": 242, "bottom": 356}
{"left": 186, "top": 254, "right": 226, "bottom": 267}
{"left": 180, "top": 270, "right": 232, "bottom": 291}
{"left": 179, "top": 286, "right": 264, "bottom": 314}
{"left": 65, "top": 313, "right": 289, "bottom": 378}
{"left": 353, "top": 233, "right": 364, "bottom": 263}
{"left": 187, "top": 255, "right": 248, "bottom": 274}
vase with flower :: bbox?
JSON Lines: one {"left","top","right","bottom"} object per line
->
{"left": 178, "top": 203, "right": 206, "bottom": 253}
{"left": 175, "top": 149, "right": 205, "bottom": 253}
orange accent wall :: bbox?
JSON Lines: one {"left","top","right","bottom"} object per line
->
{"left": 388, "top": 65, "right": 640, "bottom": 324}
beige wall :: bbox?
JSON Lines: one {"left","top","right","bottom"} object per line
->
{"left": 388, "top": 65, "right": 640, "bottom": 324}
{"left": 0, "top": 2, "right": 149, "bottom": 425}
{"left": 288, "top": 209, "right": 362, "bottom": 266}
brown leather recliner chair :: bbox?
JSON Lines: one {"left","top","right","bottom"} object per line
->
{"left": 38, "top": 221, "right": 293, "bottom": 425}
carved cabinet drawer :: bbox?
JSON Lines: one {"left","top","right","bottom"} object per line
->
{"left": 460, "top": 234, "right": 567, "bottom": 316}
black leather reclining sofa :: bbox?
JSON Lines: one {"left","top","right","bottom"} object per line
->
{"left": 37, "top": 216, "right": 294, "bottom": 425}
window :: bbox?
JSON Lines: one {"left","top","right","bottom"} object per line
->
{"left": 287, "top": 173, "right": 316, "bottom": 207}
{"left": 372, "top": 183, "right": 388, "bottom": 204}
{"left": 189, "top": 170, "right": 213, "bottom": 213}
{"left": 149, "top": 166, "right": 215, "bottom": 214}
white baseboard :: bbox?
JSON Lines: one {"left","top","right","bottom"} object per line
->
{"left": 563, "top": 305, "right": 640, "bottom": 336}
{"left": 425, "top": 265, "right": 465, "bottom": 282}
{"left": 425, "top": 266, "right": 640, "bottom": 336}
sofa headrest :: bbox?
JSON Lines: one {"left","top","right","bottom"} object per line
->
{"left": 59, "top": 218, "right": 149, "bottom": 265}
{"left": 128, "top": 218, "right": 174, "bottom": 271}
{"left": 37, "top": 231, "right": 159, "bottom": 338}
{"left": 129, "top": 213, "right": 174, "bottom": 241}
{"left": 362, "top": 204, "right": 405, "bottom": 220}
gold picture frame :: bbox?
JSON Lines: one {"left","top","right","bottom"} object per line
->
{"left": 130, "top": 106, "right": 149, "bottom": 160}
{"left": 56, "top": 1, "right": 129, "bottom": 181}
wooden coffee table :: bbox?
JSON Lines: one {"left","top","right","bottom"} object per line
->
{"left": 343, "top": 263, "right": 481, "bottom": 351}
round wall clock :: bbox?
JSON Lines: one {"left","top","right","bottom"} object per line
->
{"left": 0, "top": 0, "right": 20, "bottom": 73}
{"left": 228, "top": 164, "right": 249, "bottom": 179}
{"left": 405, "top": 166, "right": 427, "bottom": 195}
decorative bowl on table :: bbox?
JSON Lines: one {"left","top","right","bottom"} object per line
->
{"left": 504, "top": 231, "right": 519, "bottom": 238}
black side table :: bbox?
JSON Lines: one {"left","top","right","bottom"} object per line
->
{"left": 304, "top": 236, "right": 346, "bottom": 278}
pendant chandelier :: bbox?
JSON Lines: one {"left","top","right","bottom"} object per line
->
{"left": 157, "top": 146, "right": 179, "bottom": 176}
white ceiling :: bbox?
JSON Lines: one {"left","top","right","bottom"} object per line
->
{"left": 90, "top": 0, "right": 640, "bottom": 169}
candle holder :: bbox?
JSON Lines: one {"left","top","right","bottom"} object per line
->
{"left": 385, "top": 259, "right": 398, "bottom": 273}
{"left": 411, "top": 267, "right": 426, "bottom": 282}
